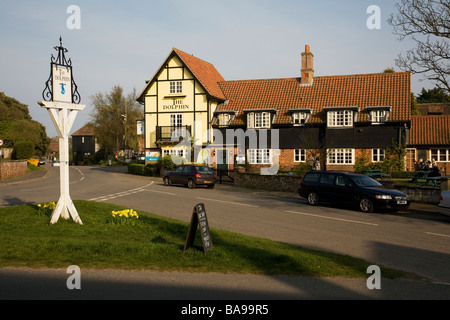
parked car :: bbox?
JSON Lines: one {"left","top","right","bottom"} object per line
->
{"left": 163, "top": 165, "right": 216, "bottom": 189}
{"left": 38, "top": 157, "right": 46, "bottom": 166}
{"left": 438, "top": 190, "right": 450, "bottom": 217}
{"left": 138, "top": 153, "right": 146, "bottom": 161}
{"left": 298, "top": 171, "right": 410, "bottom": 213}
{"left": 52, "top": 159, "right": 60, "bottom": 167}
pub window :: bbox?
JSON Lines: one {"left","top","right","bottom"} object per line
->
{"left": 431, "top": 149, "right": 450, "bottom": 162}
{"left": 327, "top": 148, "right": 354, "bottom": 165}
{"left": 372, "top": 148, "right": 385, "bottom": 162}
{"left": 218, "top": 113, "right": 231, "bottom": 126}
{"left": 327, "top": 110, "right": 353, "bottom": 127}
{"left": 248, "top": 149, "right": 272, "bottom": 164}
{"left": 370, "top": 110, "right": 388, "bottom": 124}
{"left": 163, "top": 149, "right": 186, "bottom": 159}
{"left": 292, "top": 112, "right": 309, "bottom": 125}
{"left": 169, "top": 81, "right": 182, "bottom": 94}
{"left": 248, "top": 112, "right": 271, "bottom": 129}
{"left": 294, "top": 149, "right": 306, "bottom": 162}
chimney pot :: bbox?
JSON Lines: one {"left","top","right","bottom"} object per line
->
{"left": 301, "top": 45, "right": 314, "bottom": 85}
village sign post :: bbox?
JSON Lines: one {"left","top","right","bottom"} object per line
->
{"left": 38, "top": 37, "right": 85, "bottom": 225}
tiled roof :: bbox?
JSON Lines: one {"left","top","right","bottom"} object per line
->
{"left": 409, "top": 115, "right": 450, "bottom": 146}
{"left": 217, "top": 72, "right": 411, "bottom": 125}
{"left": 173, "top": 48, "right": 226, "bottom": 101}
{"left": 72, "top": 124, "right": 94, "bottom": 136}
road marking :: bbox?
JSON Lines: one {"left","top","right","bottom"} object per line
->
{"left": 89, "top": 182, "right": 154, "bottom": 202}
{"left": 144, "top": 189, "right": 177, "bottom": 196}
{"left": 285, "top": 210, "right": 379, "bottom": 226}
{"left": 197, "top": 197, "right": 259, "bottom": 208}
{"left": 425, "top": 232, "right": 450, "bottom": 238}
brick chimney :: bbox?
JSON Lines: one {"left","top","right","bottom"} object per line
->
{"left": 301, "top": 45, "right": 314, "bottom": 85}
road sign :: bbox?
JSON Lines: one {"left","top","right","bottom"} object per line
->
{"left": 0, "top": 139, "right": 3, "bottom": 147}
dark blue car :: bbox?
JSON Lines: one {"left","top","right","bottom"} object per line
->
{"left": 298, "top": 171, "right": 410, "bottom": 213}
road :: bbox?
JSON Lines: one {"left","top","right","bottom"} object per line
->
{"left": 1, "top": 165, "right": 450, "bottom": 300}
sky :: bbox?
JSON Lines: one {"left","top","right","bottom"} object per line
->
{"left": 0, "top": 0, "right": 436, "bottom": 138}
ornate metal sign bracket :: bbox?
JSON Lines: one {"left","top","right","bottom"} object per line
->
{"left": 38, "top": 37, "right": 85, "bottom": 225}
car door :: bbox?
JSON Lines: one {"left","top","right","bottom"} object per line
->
{"left": 332, "top": 174, "right": 356, "bottom": 204}
{"left": 171, "top": 166, "right": 185, "bottom": 184}
{"left": 181, "top": 165, "right": 193, "bottom": 185}
{"left": 318, "top": 172, "right": 337, "bottom": 202}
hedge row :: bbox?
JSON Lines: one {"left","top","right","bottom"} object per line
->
{"left": 127, "top": 163, "right": 160, "bottom": 177}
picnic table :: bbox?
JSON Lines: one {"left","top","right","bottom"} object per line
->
{"left": 363, "top": 170, "right": 386, "bottom": 180}
{"left": 410, "top": 171, "right": 441, "bottom": 187}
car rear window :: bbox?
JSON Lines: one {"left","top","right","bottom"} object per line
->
{"left": 303, "top": 172, "right": 321, "bottom": 182}
{"left": 195, "top": 166, "right": 213, "bottom": 174}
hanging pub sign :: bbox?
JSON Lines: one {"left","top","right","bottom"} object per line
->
{"left": 42, "top": 36, "right": 81, "bottom": 104}
{"left": 183, "top": 203, "right": 213, "bottom": 254}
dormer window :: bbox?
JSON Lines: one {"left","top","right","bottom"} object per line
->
{"left": 323, "top": 107, "right": 359, "bottom": 128}
{"left": 246, "top": 111, "right": 271, "bottom": 129}
{"left": 367, "top": 106, "right": 392, "bottom": 124}
{"left": 289, "top": 109, "right": 312, "bottom": 126}
{"left": 218, "top": 113, "right": 231, "bottom": 126}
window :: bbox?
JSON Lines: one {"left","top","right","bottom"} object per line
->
{"left": 248, "top": 149, "right": 272, "bottom": 164}
{"left": 370, "top": 110, "right": 388, "bottom": 123}
{"left": 431, "top": 149, "right": 450, "bottom": 162}
{"left": 327, "top": 110, "right": 353, "bottom": 127}
{"left": 81, "top": 137, "right": 85, "bottom": 144}
{"left": 320, "top": 173, "right": 336, "bottom": 185}
{"left": 327, "top": 149, "right": 354, "bottom": 165}
{"left": 248, "top": 112, "right": 271, "bottom": 129}
{"left": 218, "top": 113, "right": 231, "bottom": 126}
{"left": 292, "top": 112, "right": 309, "bottom": 125}
{"left": 163, "top": 149, "right": 186, "bottom": 158}
{"left": 169, "top": 81, "right": 182, "bottom": 94}
{"left": 170, "top": 113, "right": 183, "bottom": 138}
{"left": 294, "top": 149, "right": 306, "bottom": 162}
{"left": 372, "top": 148, "right": 385, "bottom": 162}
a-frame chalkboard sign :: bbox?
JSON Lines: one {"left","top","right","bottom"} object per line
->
{"left": 183, "top": 203, "right": 213, "bottom": 254}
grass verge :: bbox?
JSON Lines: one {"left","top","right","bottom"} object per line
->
{"left": 0, "top": 200, "right": 410, "bottom": 278}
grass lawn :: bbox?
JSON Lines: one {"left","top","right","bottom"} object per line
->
{"left": 0, "top": 200, "right": 411, "bottom": 279}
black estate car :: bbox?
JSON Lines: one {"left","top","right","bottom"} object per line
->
{"left": 298, "top": 171, "right": 410, "bottom": 213}
{"left": 163, "top": 165, "right": 216, "bottom": 189}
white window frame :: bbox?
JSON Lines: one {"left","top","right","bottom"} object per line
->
{"left": 292, "top": 112, "right": 309, "bottom": 126}
{"left": 372, "top": 148, "right": 385, "bottom": 162}
{"left": 169, "top": 81, "right": 183, "bottom": 94}
{"left": 327, "top": 148, "right": 355, "bottom": 165}
{"left": 370, "top": 110, "right": 388, "bottom": 124}
{"left": 218, "top": 113, "right": 231, "bottom": 126}
{"left": 163, "top": 149, "right": 186, "bottom": 158}
{"left": 248, "top": 112, "right": 271, "bottom": 129}
{"left": 294, "top": 149, "right": 306, "bottom": 162}
{"left": 248, "top": 149, "right": 272, "bottom": 164}
{"left": 327, "top": 110, "right": 353, "bottom": 127}
{"left": 431, "top": 149, "right": 450, "bottom": 162}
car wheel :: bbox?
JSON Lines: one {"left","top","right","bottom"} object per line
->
{"left": 163, "top": 177, "right": 171, "bottom": 186}
{"left": 187, "top": 179, "right": 196, "bottom": 189}
{"left": 307, "top": 192, "right": 320, "bottom": 206}
{"left": 359, "top": 197, "right": 374, "bottom": 213}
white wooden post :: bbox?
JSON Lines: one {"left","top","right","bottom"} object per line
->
{"left": 38, "top": 101, "right": 86, "bottom": 225}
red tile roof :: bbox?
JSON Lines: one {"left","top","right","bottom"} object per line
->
{"left": 173, "top": 48, "right": 226, "bottom": 101}
{"left": 137, "top": 48, "right": 226, "bottom": 102}
{"left": 217, "top": 72, "right": 411, "bottom": 125}
{"left": 409, "top": 115, "right": 450, "bottom": 146}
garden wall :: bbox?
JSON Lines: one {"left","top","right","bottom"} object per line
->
{"left": 233, "top": 172, "right": 447, "bottom": 204}
{"left": 0, "top": 160, "right": 28, "bottom": 180}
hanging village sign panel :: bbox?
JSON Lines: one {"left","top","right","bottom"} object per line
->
{"left": 38, "top": 37, "right": 85, "bottom": 225}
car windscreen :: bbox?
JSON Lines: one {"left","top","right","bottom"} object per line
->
{"left": 350, "top": 175, "right": 383, "bottom": 187}
{"left": 195, "top": 166, "right": 213, "bottom": 174}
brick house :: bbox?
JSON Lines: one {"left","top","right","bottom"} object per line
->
{"left": 408, "top": 115, "right": 450, "bottom": 175}
{"left": 138, "top": 46, "right": 412, "bottom": 173}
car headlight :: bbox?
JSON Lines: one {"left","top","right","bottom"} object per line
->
{"left": 375, "top": 195, "right": 392, "bottom": 200}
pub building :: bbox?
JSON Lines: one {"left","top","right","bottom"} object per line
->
{"left": 137, "top": 46, "right": 412, "bottom": 173}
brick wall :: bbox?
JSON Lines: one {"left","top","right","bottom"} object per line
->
{"left": 0, "top": 160, "right": 28, "bottom": 180}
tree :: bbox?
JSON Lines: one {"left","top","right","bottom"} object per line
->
{"left": 416, "top": 87, "right": 450, "bottom": 103}
{"left": 0, "top": 92, "right": 50, "bottom": 156}
{"left": 90, "top": 86, "right": 143, "bottom": 158}
{"left": 388, "top": 0, "right": 450, "bottom": 93}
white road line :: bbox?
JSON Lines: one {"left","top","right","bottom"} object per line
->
{"left": 89, "top": 182, "right": 154, "bottom": 202}
{"left": 285, "top": 210, "right": 379, "bottom": 226}
{"left": 197, "top": 197, "right": 259, "bottom": 208}
{"left": 425, "top": 232, "right": 450, "bottom": 238}
{"left": 144, "top": 189, "right": 177, "bottom": 196}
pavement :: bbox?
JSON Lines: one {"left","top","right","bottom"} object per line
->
{"left": 0, "top": 165, "right": 441, "bottom": 215}
{"left": 2, "top": 166, "right": 449, "bottom": 302}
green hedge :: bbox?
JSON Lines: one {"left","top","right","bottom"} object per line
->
{"left": 127, "top": 163, "right": 160, "bottom": 177}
